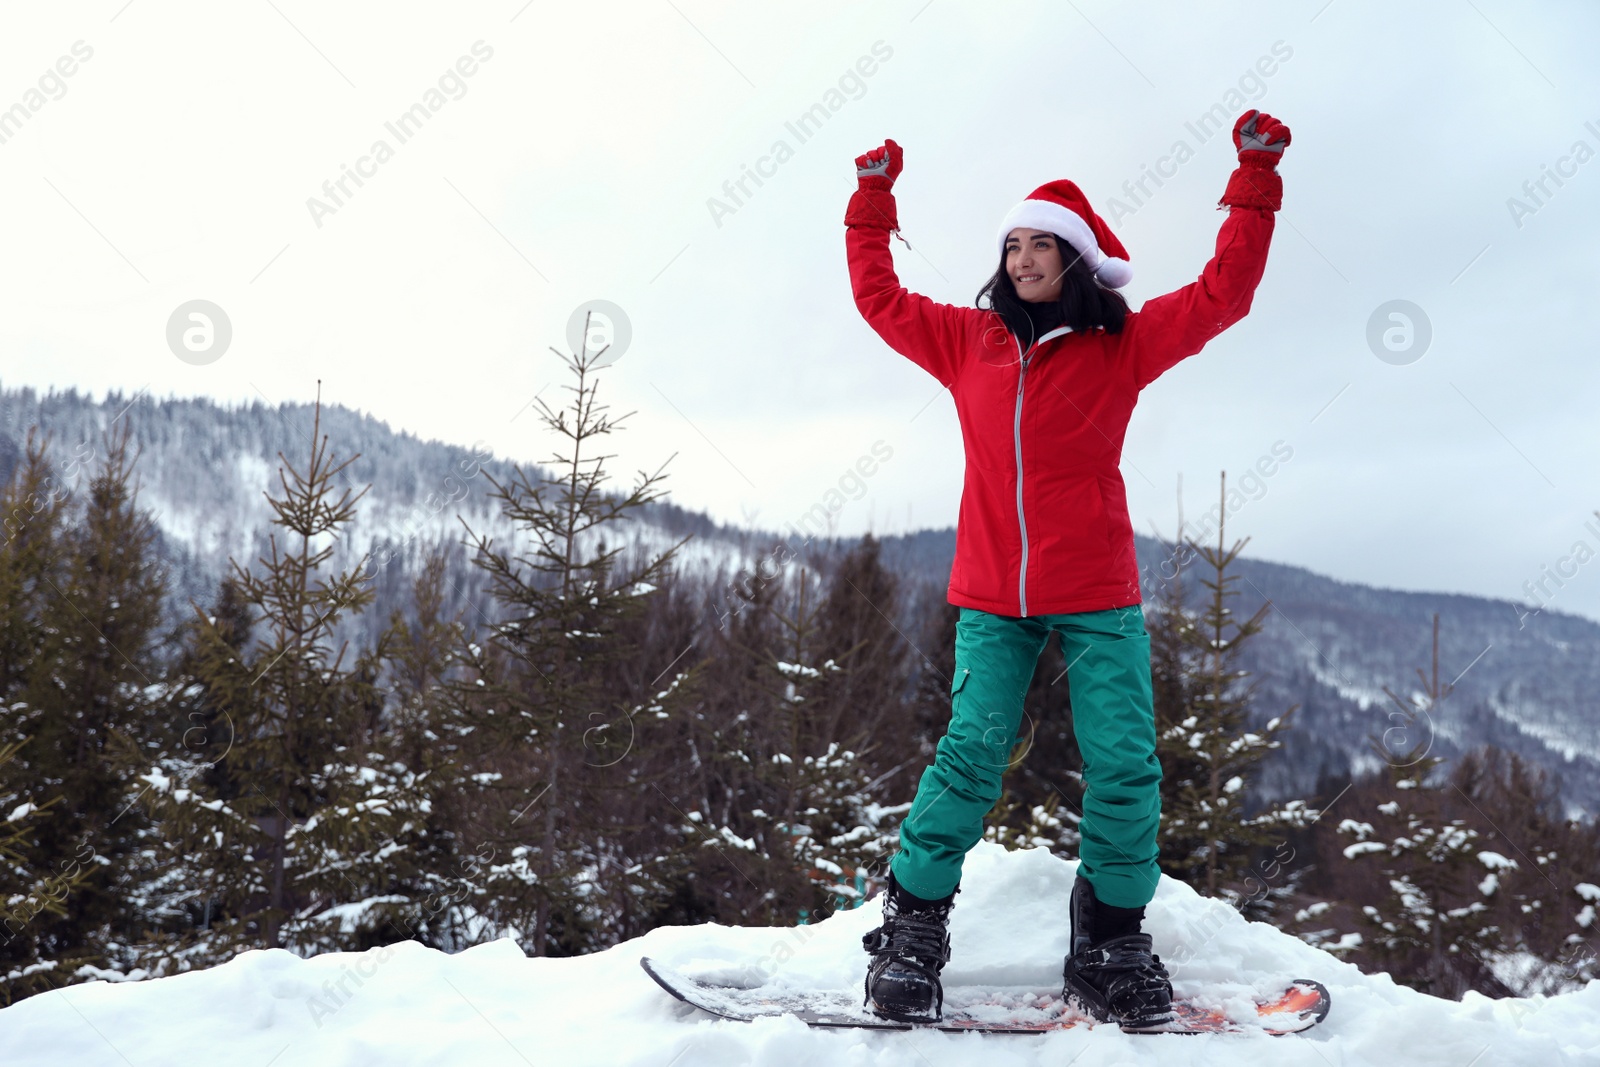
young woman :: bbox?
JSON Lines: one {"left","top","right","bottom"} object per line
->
{"left": 844, "top": 110, "right": 1291, "bottom": 1030}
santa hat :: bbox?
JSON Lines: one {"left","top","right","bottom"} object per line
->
{"left": 996, "top": 179, "right": 1132, "bottom": 289}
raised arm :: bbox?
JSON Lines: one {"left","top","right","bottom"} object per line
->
{"left": 1121, "top": 111, "right": 1291, "bottom": 392}
{"left": 845, "top": 140, "right": 972, "bottom": 389}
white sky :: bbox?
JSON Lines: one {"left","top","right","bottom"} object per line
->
{"left": 4, "top": 1, "right": 1600, "bottom": 624}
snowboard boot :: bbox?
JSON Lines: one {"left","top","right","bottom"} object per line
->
{"left": 861, "top": 870, "right": 956, "bottom": 1022}
{"left": 1061, "top": 873, "right": 1176, "bottom": 1031}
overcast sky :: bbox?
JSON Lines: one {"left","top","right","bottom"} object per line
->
{"left": 4, "top": 1, "right": 1600, "bottom": 626}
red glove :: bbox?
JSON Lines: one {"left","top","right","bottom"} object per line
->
{"left": 1232, "top": 110, "right": 1291, "bottom": 167}
{"left": 855, "top": 139, "right": 903, "bottom": 190}
{"left": 846, "top": 139, "right": 903, "bottom": 229}
{"left": 1220, "top": 111, "right": 1290, "bottom": 212}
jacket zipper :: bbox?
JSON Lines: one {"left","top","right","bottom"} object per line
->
{"left": 1013, "top": 335, "right": 1033, "bottom": 617}
{"left": 1007, "top": 325, "right": 1073, "bottom": 617}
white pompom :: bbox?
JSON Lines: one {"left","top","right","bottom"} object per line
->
{"left": 1094, "top": 258, "right": 1132, "bottom": 289}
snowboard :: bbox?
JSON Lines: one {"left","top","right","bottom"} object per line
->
{"left": 641, "top": 956, "right": 1330, "bottom": 1036}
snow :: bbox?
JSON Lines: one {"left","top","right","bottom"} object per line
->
{"left": 2, "top": 843, "right": 1595, "bottom": 1065}
{"left": 1304, "top": 658, "right": 1391, "bottom": 714}
{"left": 315, "top": 896, "right": 414, "bottom": 935}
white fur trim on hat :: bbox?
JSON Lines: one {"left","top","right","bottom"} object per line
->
{"left": 997, "top": 201, "right": 1131, "bottom": 289}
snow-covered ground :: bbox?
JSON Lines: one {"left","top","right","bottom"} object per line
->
{"left": 4, "top": 843, "right": 1595, "bottom": 1065}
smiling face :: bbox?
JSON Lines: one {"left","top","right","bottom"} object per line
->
{"left": 1005, "top": 228, "right": 1067, "bottom": 303}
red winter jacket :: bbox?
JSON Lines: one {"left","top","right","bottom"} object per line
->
{"left": 846, "top": 190, "right": 1275, "bottom": 618}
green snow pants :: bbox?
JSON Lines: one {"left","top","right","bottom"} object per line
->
{"left": 889, "top": 604, "right": 1162, "bottom": 909}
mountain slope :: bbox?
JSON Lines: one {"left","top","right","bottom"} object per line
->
{"left": 7, "top": 384, "right": 1600, "bottom": 812}
{"left": 0, "top": 384, "right": 768, "bottom": 649}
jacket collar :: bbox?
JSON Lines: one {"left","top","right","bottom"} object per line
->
{"left": 1018, "top": 325, "right": 1073, "bottom": 354}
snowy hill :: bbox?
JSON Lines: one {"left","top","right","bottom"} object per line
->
{"left": 0, "top": 384, "right": 772, "bottom": 650}
{"left": 7, "top": 383, "right": 1600, "bottom": 812}
{"left": 2, "top": 844, "right": 1593, "bottom": 1065}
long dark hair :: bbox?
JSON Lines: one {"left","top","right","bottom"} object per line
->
{"left": 976, "top": 233, "right": 1130, "bottom": 341}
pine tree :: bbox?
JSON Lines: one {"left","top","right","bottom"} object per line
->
{"left": 812, "top": 534, "right": 913, "bottom": 771}
{"left": 128, "top": 573, "right": 255, "bottom": 954}
{"left": 1447, "top": 747, "right": 1600, "bottom": 994}
{"left": 1148, "top": 472, "right": 1307, "bottom": 901}
{"left": 659, "top": 546, "right": 787, "bottom": 922}
{"left": 366, "top": 547, "right": 488, "bottom": 950}
{"left": 1289, "top": 612, "right": 1600, "bottom": 996}
{"left": 0, "top": 424, "right": 169, "bottom": 993}
{"left": 1333, "top": 781, "right": 1494, "bottom": 997}
{"left": 457, "top": 326, "right": 695, "bottom": 956}
{"left": 0, "top": 737, "right": 92, "bottom": 1003}
{"left": 1300, "top": 738, "right": 1600, "bottom": 997}
{"left": 136, "top": 390, "right": 426, "bottom": 963}
{"left": 0, "top": 430, "right": 72, "bottom": 704}
{"left": 681, "top": 557, "right": 901, "bottom": 921}
{"left": 1323, "top": 615, "right": 1528, "bottom": 995}
{"left": 756, "top": 565, "right": 887, "bottom": 915}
